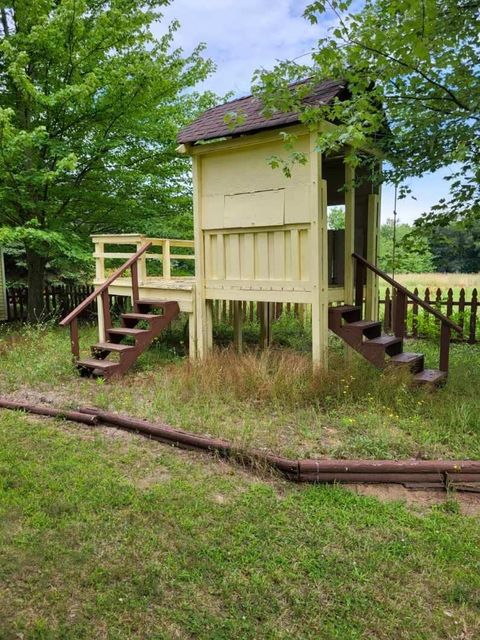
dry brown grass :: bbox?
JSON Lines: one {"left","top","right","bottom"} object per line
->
{"left": 171, "top": 346, "right": 410, "bottom": 409}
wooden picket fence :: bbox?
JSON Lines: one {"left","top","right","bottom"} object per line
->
{"left": 5, "top": 284, "right": 96, "bottom": 321}
{"left": 381, "top": 287, "right": 479, "bottom": 344}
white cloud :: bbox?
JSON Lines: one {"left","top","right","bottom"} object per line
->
{"left": 155, "top": 0, "right": 334, "bottom": 96}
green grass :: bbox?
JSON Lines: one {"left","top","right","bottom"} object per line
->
{"left": 1, "top": 411, "right": 479, "bottom": 639}
{"left": 0, "top": 321, "right": 479, "bottom": 460}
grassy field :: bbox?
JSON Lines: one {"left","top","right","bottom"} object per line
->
{"left": 1, "top": 322, "right": 479, "bottom": 638}
{"left": 382, "top": 272, "right": 479, "bottom": 297}
{"left": 1, "top": 411, "right": 480, "bottom": 640}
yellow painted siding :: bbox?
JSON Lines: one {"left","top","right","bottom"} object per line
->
{"left": 199, "top": 130, "right": 314, "bottom": 298}
{"left": 200, "top": 134, "right": 311, "bottom": 230}
{"left": 0, "top": 248, "right": 7, "bottom": 321}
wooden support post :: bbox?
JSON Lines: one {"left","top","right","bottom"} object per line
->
{"left": 96, "top": 296, "right": 105, "bottom": 342}
{"left": 233, "top": 300, "right": 243, "bottom": 353}
{"left": 95, "top": 241, "right": 105, "bottom": 282}
{"left": 188, "top": 312, "right": 196, "bottom": 359}
{"left": 163, "top": 239, "right": 171, "bottom": 279}
{"left": 365, "top": 193, "right": 381, "bottom": 320}
{"left": 309, "top": 135, "right": 328, "bottom": 368}
{"left": 259, "top": 302, "right": 271, "bottom": 348}
{"left": 344, "top": 162, "right": 355, "bottom": 306}
{"left": 101, "top": 289, "right": 111, "bottom": 334}
{"left": 131, "top": 261, "right": 139, "bottom": 311}
{"left": 192, "top": 156, "right": 212, "bottom": 358}
{"left": 355, "top": 259, "right": 365, "bottom": 310}
{"left": 136, "top": 241, "right": 147, "bottom": 283}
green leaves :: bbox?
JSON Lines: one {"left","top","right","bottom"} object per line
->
{"left": 255, "top": 0, "right": 480, "bottom": 227}
{"left": 0, "top": 0, "right": 216, "bottom": 300}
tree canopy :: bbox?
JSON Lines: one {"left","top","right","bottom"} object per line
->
{"left": 379, "top": 219, "right": 433, "bottom": 274}
{"left": 0, "top": 0, "right": 214, "bottom": 320}
{"left": 253, "top": 0, "right": 479, "bottom": 229}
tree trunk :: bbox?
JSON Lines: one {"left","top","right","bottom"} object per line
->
{"left": 26, "top": 249, "right": 47, "bottom": 323}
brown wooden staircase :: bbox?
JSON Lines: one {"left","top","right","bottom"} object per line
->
{"left": 328, "top": 254, "right": 464, "bottom": 385}
{"left": 60, "top": 243, "right": 180, "bottom": 379}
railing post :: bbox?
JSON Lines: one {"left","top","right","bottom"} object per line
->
{"left": 440, "top": 322, "right": 450, "bottom": 372}
{"left": 101, "top": 289, "right": 111, "bottom": 333}
{"left": 354, "top": 258, "right": 365, "bottom": 310}
{"left": 94, "top": 241, "right": 105, "bottom": 282}
{"left": 70, "top": 317, "right": 79, "bottom": 359}
{"left": 131, "top": 261, "right": 139, "bottom": 311}
{"left": 163, "top": 240, "right": 171, "bottom": 279}
{"left": 393, "top": 289, "right": 407, "bottom": 338}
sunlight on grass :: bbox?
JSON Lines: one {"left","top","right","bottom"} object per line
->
{"left": 0, "top": 412, "right": 479, "bottom": 639}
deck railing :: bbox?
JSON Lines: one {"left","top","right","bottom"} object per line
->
{"left": 91, "top": 234, "right": 195, "bottom": 284}
{"left": 353, "top": 253, "right": 463, "bottom": 373}
{"left": 60, "top": 242, "right": 152, "bottom": 359}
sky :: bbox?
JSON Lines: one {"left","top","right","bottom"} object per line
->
{"left": 156, "top": 0, "right": 451, "bottom": 225}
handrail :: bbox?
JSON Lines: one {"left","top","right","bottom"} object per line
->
{"left": 60, "top": 242, "right": 152, "bottom": 327}
{"left": 91, "top": 235, "right": 195, "bottom": 283}
{"left": 353, "top": 252, "right": 462, "bottom": 334}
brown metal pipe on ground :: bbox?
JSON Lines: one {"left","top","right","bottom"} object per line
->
{"left": 0, "top": 399, "right": 98, "bottom": 425}
{"left": 299, "top": 459, "right": 480, "bottom": 474}
{"left": 298, "top": 472, "right": 445, "bottom": 484}
{"left": 79, "top": 407, "right": 233, "bottom": 455}
{"left": 1, "top": 399, "right": 480, "bottom": 491}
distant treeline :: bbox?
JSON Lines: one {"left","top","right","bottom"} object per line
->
{"left": 379, "top": 220, "right": 480, "bottom": 274}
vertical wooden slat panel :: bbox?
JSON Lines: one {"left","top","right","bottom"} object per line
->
{"left": 225, "top": 234, "right": 241, "bottom": 279}
{"left": 241, "top": 233, "right": 255, "bottom": 280}
{"left": 290, "top": 229, "right": 300, "bottom": 281}
{"left": 299, "top": 229, "right": 309, "bottom": 281}
{"left": 204, "top": 234, "right": 213, "bottom": 280}
{"left": 216, "top": 233, "right": 226, "bottom": 280}
{"left": 255, "top": 232, "right": 269, "bottom": 280}
{"left": 272, "top": 231, "right": 285, "bottom": 280}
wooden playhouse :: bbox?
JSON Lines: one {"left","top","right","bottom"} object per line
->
{"left": 60, "top": 80, "right": 460, "bottom": 383}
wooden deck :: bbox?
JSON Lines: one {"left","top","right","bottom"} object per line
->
{"left": 101, "top": 276, "right": 196, "bottom": 313}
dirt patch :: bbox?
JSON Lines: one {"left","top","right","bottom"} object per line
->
{"left": 125, "top": 468, "right": 171, "bottom": 489}
{"left": 7, "top": 387, "right": 77, "bottom": 409}
{"left": 352, "top": 483, "right": 480, "bottom": 516}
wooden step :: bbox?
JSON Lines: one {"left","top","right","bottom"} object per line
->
{"left": 329, "top": 305, "right": 359, "bottom": 314}
{"left": 343, "top": 320, "right": 382, "bottom": 339}
{"left": 390, "top": 352, "right": 424, "bottom": 372}
{"left": 108, "top": 327, "right": 150, "bottom": 337}
{"left": 360, "top": 334, "right": 403, "bottom": 366}
{"left": 328, "top": 305, "right": 361, "bottom": 321}
{"left": 328, "top": 305, "right": 362, "bottom": 332}
{"left": 367, "top": 335, "right": 403, "bottom": 349}
{"left": 121, "top": 313, "right": 159, "bottom": 321}
{"left": 92, "top": 342, "right": 135, "bottom": 353}
{"left": 414, "top": 369, "right": 447, "bottom": 386}
{"left": 77, "top": 358, "right": 119, "bottom": 372}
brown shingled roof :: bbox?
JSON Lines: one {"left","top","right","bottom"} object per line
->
{"left": 178, "top": 79, "right": 347, "bottom": 144}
